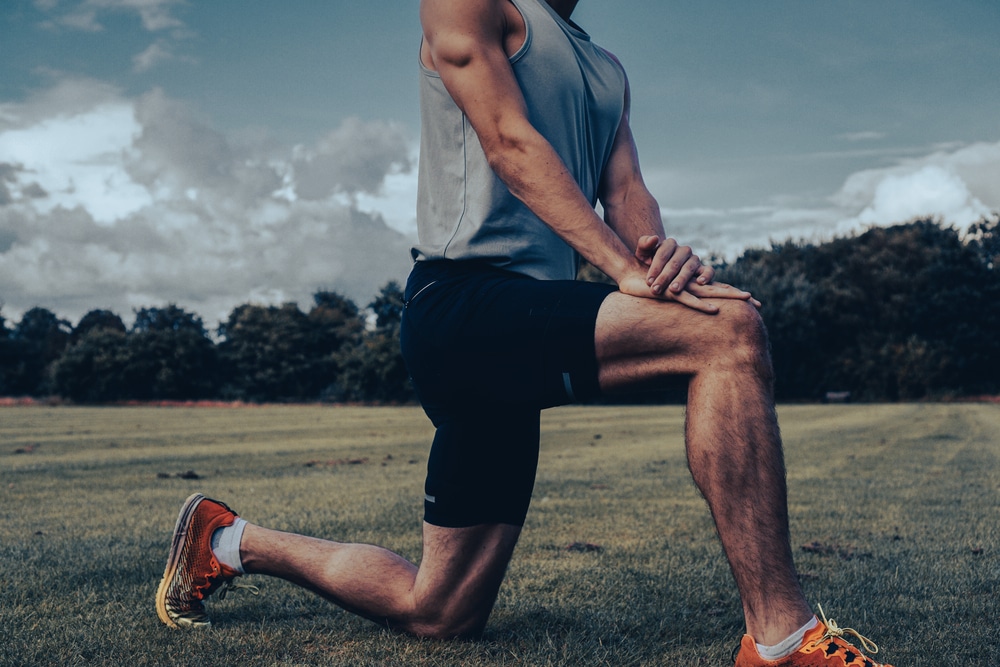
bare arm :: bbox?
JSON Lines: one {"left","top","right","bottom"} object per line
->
{"left": 421, "top": 0, "right": 638, "bottom": 281}
{"left": 596, "top": 60, "right": 759, "bottom": 308}
{"left": 420, "top": 0, "right": 753, "bottom": 311}
{"left": 596, "top": 55, "right": 760, "bottom": 309}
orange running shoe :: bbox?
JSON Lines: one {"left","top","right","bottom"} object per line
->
{"left": 734, "top": 607, "right": 894, "bottom": 667}
{"left": 155, "top": 493, "right": 255, "bottom": 629}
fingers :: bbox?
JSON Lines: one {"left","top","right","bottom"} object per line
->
{"left": 618, "top": 272, "right": 760, "bottom": 313}
{"left": 644, "top": 238, "right": 706, "bottom": 296}
{"left": 633, "top": 235, "right": 661, "bottom": 265}
{"left": 687, "top": 282, "right": 762, "bottom": 307}
{"left": 671, "top": 289, "right": 719, "bottom": 314}
{"left": 695, "top": 264, "right": 715, "bottom": 286}
{"left": 627, "top": 237, "right": 760, "bottom": 310}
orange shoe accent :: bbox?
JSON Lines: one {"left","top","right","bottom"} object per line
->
{"left": 734, "top": 608, "right": 894, "bottom": 667}
{"left": 155, "top": 493, "right": 245, "bottom": 629}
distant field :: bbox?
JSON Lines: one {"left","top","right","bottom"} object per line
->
{"left": 1, "top": 404, "right": 997, "bottom": 666}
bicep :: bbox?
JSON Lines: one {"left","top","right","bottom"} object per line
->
{"left": 420, "top": 0, "right": 534, "bottom": 153}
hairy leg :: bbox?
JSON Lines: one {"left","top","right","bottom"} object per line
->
{"left": 595, "top": 293, "right": 813, "bottom": 644}
{"left": 240, "top": 521, "right": 521, "bottom": 638}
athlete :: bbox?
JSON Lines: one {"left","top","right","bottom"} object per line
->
{"left": 156, "top": 1, "right": 895, "bottom": 664}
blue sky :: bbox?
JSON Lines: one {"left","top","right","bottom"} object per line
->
{"left": 2, "top": 0, "right": 999, "bottom": 325}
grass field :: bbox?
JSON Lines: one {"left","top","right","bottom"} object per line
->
{"left": 1, "top": 403, "right": 998, "bottom": 666}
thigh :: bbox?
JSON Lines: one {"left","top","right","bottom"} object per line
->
{"left": 595, "top": 291, "right": 766, "bottom": 392}
{"left": 401, "top": 260, "right": 617, "bottom": 410}
{"left": 401, "top": 261, "right": 616, "bottom": 529}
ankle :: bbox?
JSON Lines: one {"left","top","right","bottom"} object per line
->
{"left": 211, "top": 517, "right": 247, "bottom": 574}
{"left": 755, "top": 615, "right": 818, "bottom": 660}
{"left": 747, "top": 605, "right": 815, "bottom": 646}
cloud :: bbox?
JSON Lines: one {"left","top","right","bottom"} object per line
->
{"left": 832, "top": 141, "right": 1000, "bottom": 232}
{"left": 0, "top": 98, "right": 150, "bottom": 224}
{"left": 655, "top": 140, "right": 1000, "bottom": 261}
{"left": 292, "top": 117, "right": 412, "bottom": 201}
{"left": 837, "top": 131, "right": 886, "bottom": 142}
{"left": 660, "top": 204, "right": 844, "bottom": 260}
{"left": 40, "top": 0, "right": 185, "bottom": 33}
{"left": 0, "top": 80, "right": 416, "bottom": 325}
{"left": 855, "top": 165, "right": 989, "bottom": 228}
{"left": 132, "top": 39, "right": 189, "bottom": 73}
{"left": 35, "top": 1, "right": 193, "bottom": 79}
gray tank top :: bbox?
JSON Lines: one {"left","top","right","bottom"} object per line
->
{"left": 412, "top": 0, "right": 626, "bottom": 280}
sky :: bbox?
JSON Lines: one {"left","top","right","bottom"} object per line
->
{"left": 2, "top": 0, "right": 999, "bottom": 327}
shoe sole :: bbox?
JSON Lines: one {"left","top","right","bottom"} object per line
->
{"left": 155, "top": 492, "right": 208, "bottom": 630}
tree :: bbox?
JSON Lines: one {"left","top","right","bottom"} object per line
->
{"left": 51, "top": 328, "right": 130, "bottom": 402}
{"left": 7, "top": 307, "right": 72, "bottom": 396}
{"left": 967, "top": 214, "right": 999, "bottom": 271}
{"left": 367, "top": 281, "right": 404, "bottom": 331}
{"left": 308, "top": 291, "right": 364, "bottom": 358}
{"left": 72, "top": 309, "right": 126, "bottom": 342}
{"left": 332, "top": 281, "right": 413, "bottom": 403}
{"left": 123, "top": 305, "right": 219, "bottom": 399}
{"left": 218, "top": 294, "right": 363, "bottom": 401}
{"left": 0, "top": 308, "right": 17, "bottom": 395}
{"left": 719, "top": 219, "right": 1000, "bottom": 400}
{"left": 132, "top": 304, "right": 207, "bottom": 334}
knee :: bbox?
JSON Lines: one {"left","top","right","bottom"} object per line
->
{"left": 410, "top": 609, "right": 488, "bottom": 640}
{"left": 713, "top": 301, "right": 771, "bottom": 370}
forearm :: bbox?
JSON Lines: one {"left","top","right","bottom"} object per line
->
{"left": 487, "top": 128, "right": 642, "bottom": 284}
{"left": 601, "top": 182, "right": 665, "bottom": 253}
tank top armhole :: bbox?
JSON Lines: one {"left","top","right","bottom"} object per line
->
{"left": 507, "top": 0, "right": 533, "bottom": 65}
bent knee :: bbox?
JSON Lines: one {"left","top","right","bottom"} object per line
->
{"left": 709, "top": 301, "right": 772, "bottom": 370}
{"left": 410, "top": 611, "right": 488, "bottom": 640}
{"left": 714, "top": 300, "right": 767, "bottom": 346}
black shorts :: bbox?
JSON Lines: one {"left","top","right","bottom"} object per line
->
{"left": 400, "top": 260, "right": 617, "bottom": 527}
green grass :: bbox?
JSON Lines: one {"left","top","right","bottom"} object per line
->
{"left": 1, "top": 403, "right": 997, "bottom": 666}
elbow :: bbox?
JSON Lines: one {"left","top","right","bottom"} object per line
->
{"left": 481, "top": 126, "right": 529, "bottom": 172}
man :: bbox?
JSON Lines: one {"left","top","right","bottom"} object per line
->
{"left": 156, "top": 1, "right": 895, "bottom": 664}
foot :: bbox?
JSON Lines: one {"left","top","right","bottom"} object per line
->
{"left": 734, "top": 607, "right": 894, "bottom": 666}
{"left": 155, "top": 493, "right": 245, "bottom": 629}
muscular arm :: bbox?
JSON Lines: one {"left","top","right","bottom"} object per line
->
{"left": 421, "top": 0, "right": 639, "bottom": 281}
{"left": 420, "top": 0, "right": 753, "bottom": 311}
{"left": 597, "top": 67, "right": 722, "bottom": 300}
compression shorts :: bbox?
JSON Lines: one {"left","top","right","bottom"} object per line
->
{"left": 400, "top": 260, "right": 617, "bottom": 527}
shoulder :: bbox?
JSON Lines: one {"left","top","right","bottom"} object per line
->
{"left": 420, "top": 0, "right": 525, "bottom": 69}
{"left": 420, "top": 0, "right": 508, "bottom": 39}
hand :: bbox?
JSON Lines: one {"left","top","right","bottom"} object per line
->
{"left": 634, "top": 235, "right": 715, "bottom": 295}
{"left": 627, "top": 236, "right": 761, "bottom": 313}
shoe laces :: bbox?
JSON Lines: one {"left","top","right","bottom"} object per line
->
{"left": 217, "top": 580, "right": 261, "bottom": 601}
{"left": 812, "top": 604, "right": 880, "bottom": 655}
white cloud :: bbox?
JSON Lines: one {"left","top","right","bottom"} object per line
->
{"left": 292, "top": 117, "right": 412, "bottom": 201}
{"left": 353, "top": 154, "right": 419, "bottom": 237}
{"left": 41, "top": 0, "right": 185, "bottom": 33}
{"left": 132, "top": 39, "right": 184, "bottom": 73}
{"left": 654, "top": 140, "right": 1000, "bottom": 261}
{"left": 856, "top": 164, "right": 989, "bottom": 228}
{"left": 831, "top": 141, "right": 1000, "bottom": 234}
{"left": 0, "top": 100, "right": 151, "bottom": 224}
{"left": 35, "top": 0, "right": 193, "bottom": 82}
{"left": 837, "top": 131, "right": 886, "bottom": 142}
{"left": 0, "top": 80, "right": 416, "bottom": 325}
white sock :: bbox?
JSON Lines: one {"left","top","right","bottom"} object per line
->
{"left": 210, "top": 517, "right": 247, "bottom": 574}
{"left": 756, "top": 615, "right": 819, "bottom": 660}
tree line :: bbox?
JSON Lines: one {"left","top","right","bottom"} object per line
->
{"left": 717, "top": 216, "right": 1000, "bottom": 401}
{"left": 1, "top": 216, "right": 997, "bottom": 404}
{"left": 0, "top": 283, "right": 412, "bottom": 404}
